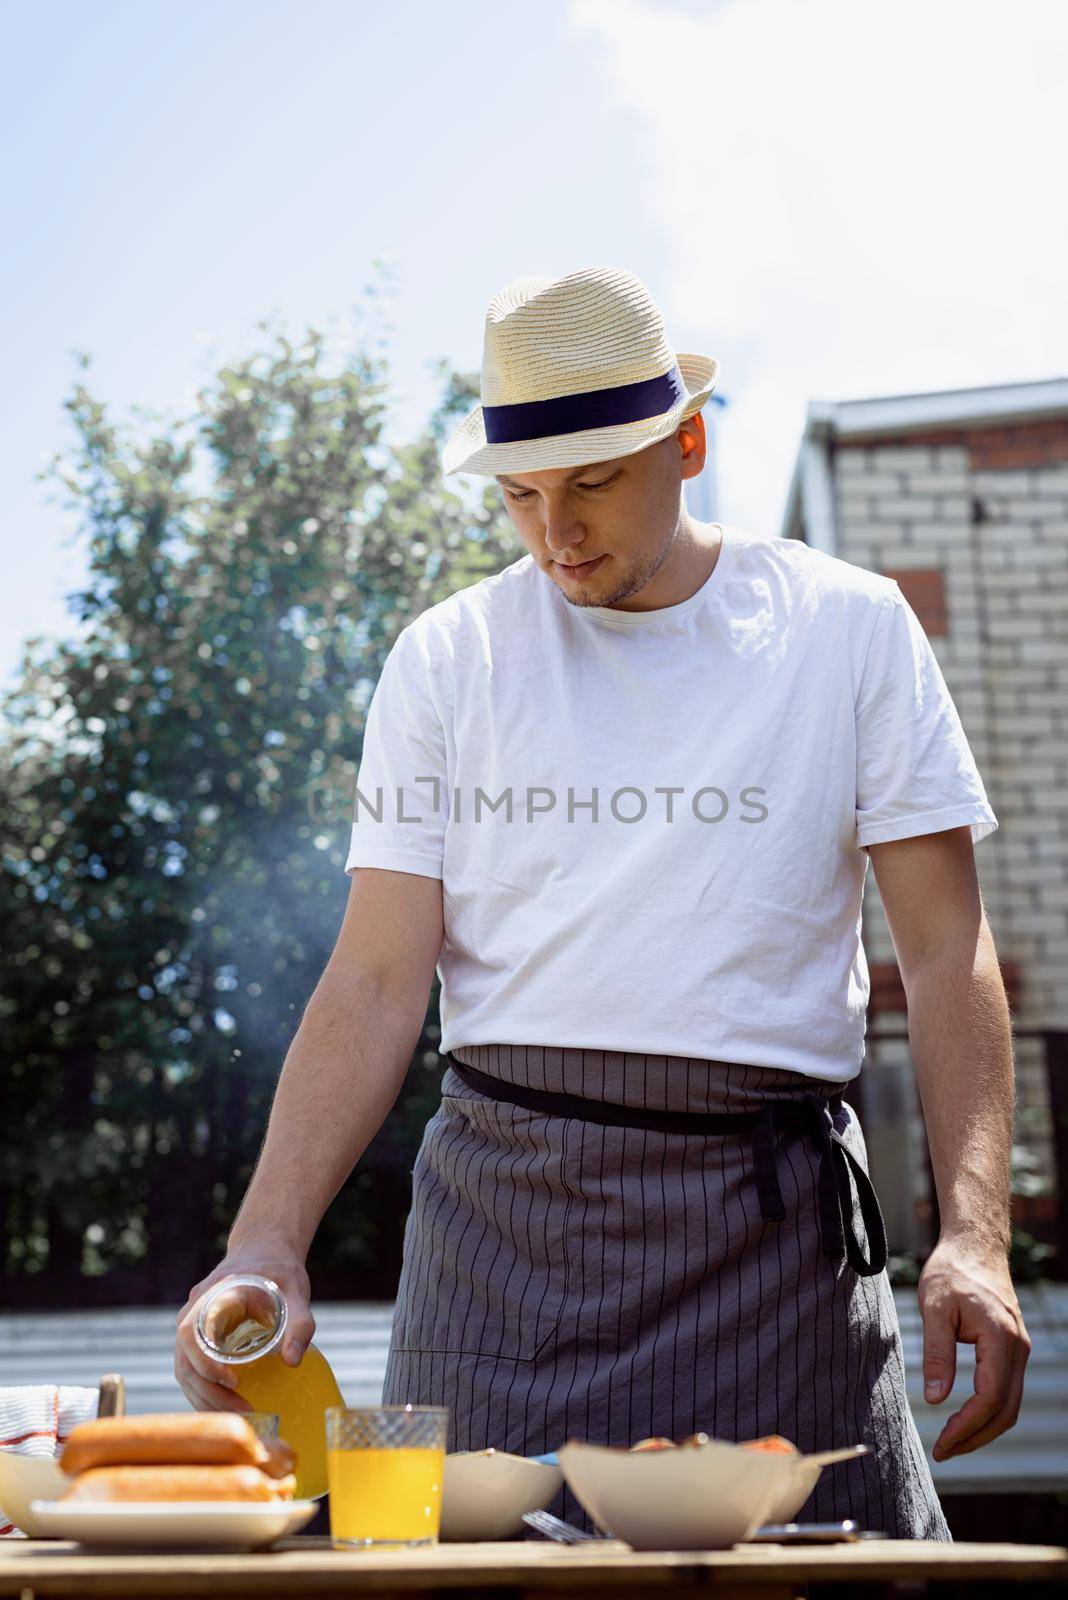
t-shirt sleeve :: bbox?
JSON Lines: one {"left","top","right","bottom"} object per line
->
{"left": 344, "top": 625, "right": 448, "bottom": 880}
{"left": 854, "top": 586, "right": 998, "bottom": 851}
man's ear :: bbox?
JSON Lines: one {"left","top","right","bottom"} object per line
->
{"left": 677, "top": 410, "right": 707, "bottom": 479}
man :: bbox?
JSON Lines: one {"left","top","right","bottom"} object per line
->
{"left": 176, "top": 267, "right": 1030, "bottom": 1540}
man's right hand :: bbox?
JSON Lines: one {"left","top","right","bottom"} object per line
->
{"left": 173, "top": 1242, "right": 315, "bottom": 1412}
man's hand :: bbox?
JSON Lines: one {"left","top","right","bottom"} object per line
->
{"left": 917, "top": 1237, "right": 1031, "bottom": 1461}
{"left": 174, "top": 1240, "right": 315, "bottom": 1413}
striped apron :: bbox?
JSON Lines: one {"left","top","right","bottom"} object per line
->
{"left": 381, "top": 1044, "right": 952, "bottom": 1542}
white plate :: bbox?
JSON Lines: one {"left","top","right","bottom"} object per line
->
{"left": 28, "top": 1498, "right": 317, "bottom": 1551}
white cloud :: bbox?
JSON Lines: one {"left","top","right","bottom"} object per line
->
{"left": 567, "top": 0, "right": 1068, "bottom": 536}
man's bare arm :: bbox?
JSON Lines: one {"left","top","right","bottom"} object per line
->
{"left": 174, "top": 867, "right": 443, "bottom": 1410}
{"left": 868, "top": 826, "right": 1030, "bottom": 1460}
{"left": 228, "top": 867, "right": 444, "bottom": 1258}
{"left": 871, "top": 826, "right": 1013, "bottom": 1250}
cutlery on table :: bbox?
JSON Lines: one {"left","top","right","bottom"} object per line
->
{"left": 522, "top": 1508, "right": 887, "bottom": 1546}
{"left": 750, "top": 1520, "right": 887, "bottom": 1542}
{"left": 522, "top": 1510, "right": 606, "bottom": 1542}
{"left": 96, "top": 1374, "right": 126, "bottom": 1418}
{"left": 802, "top": 1442, "right": 872, "bottom": 1467}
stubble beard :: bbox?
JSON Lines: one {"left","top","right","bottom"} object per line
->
{"left": 554, "top": 528, "right": 677, "bottom": 610}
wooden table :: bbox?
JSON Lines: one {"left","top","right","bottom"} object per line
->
{"left": 1, "top": 1535, "right": 1066, "bottom": 1599}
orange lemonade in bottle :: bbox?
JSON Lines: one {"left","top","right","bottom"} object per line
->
{"left": 194, "top": 1273, "right": 344, "bottom": 1498}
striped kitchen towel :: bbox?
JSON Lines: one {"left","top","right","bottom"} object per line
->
{"left": 0, "top": 1384, "right": 99, "bottom": 1536}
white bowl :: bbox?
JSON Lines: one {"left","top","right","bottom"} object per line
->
{"left": 761, "top": 1458, "right": 822, "bottom": 1524}
{"left": 557, "top": 1439, "right": 797, "bottom": 1550}
{"left": 440, "top": 1450, "right": 563, "bottom": 1541}
{"left": 0, "top": 1452, "right": 72, "bottom": 1537}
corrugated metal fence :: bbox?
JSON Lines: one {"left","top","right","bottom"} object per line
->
{"left": 1, "top": 1290, "right": 1065, "bottom": 1493}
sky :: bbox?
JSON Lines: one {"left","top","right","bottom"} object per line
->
{"left": 3, "top": 0, "right": 1066, "bottom": 685}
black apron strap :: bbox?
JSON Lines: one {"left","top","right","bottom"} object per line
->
{"left": 446, "top": 1054, "right": 760, "bottom": 1136}
{"left": 751, "top": 1095, "right": 888, "bottom": 1278}
{"left": 445, "top": 1054, "right": 888, "bottom": 1278}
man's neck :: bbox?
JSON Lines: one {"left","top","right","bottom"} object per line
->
{"left": 609, "top": 517, "right": 723, "bottom": 613}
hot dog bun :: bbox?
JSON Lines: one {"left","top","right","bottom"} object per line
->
{"left": 60, "top": 1465, "right": 291, "bottom": 1503}
{"left": 60, "top": 1413, "right": 269, "bottom": 1475}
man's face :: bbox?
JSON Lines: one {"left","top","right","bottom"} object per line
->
{"left": 493, "top": 420, "right": 704, "bottom": 610}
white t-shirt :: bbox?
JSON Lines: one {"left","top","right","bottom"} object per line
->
{"left": 345, "top": 524, "right": 997, "bottom": 1084}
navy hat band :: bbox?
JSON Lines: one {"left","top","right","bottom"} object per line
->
{"left": 482, "top": 363, "right": 686, "bottom": 446}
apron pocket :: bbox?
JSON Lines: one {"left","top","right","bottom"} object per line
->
{"left": 388, "top": 1096, "right": 571, "bottom": 1364}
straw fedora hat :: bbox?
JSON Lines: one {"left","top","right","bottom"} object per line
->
{"left": 441, "top": 266, "right": 719, "bottom": 477}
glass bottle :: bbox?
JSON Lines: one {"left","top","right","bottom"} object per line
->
{"left": 194, "top": 1272, "right": 344, "bottom": 1499}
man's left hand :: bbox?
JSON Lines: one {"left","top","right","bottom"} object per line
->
{"left": 917, "top": 1237, "right": 1032, "bottom": 1460}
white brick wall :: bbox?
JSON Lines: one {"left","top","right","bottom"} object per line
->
{"left": 831, "top": 443, "right": 1068, "bottom": 1030}
{"left": 827, "top": 438, "right": 1068, "bottom": 1241}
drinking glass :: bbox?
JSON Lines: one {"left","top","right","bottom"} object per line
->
{"left": 244, "top": 1412, "right": 280, "bottom": 1441}
{"left": 326, "top": 1404, "right": 448, "bottom": 1547}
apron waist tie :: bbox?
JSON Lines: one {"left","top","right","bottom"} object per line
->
{"left": 445, "top": 1054, "right": 888, "bottom": 1279}
{"left": 750, "top": 1096, "right": 888, "bottom": 1278}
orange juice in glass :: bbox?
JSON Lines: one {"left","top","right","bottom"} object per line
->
{"left": 327, "top": 1405, "right": 448, "bottom": 1547}
{"left": 193, "top": 1273, "right": 344, "bottom": 1499}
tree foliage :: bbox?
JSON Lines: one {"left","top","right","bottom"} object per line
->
{"left": 0, "top": 306, "right": 517, "bottom": 1306}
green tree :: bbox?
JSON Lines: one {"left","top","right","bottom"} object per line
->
{"left": 0, "top": 299, "right": 516, "bottom": 1306}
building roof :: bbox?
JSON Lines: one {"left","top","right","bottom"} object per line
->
{"left": 781, "top": 376, "right": 1068, "bottom": 550}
